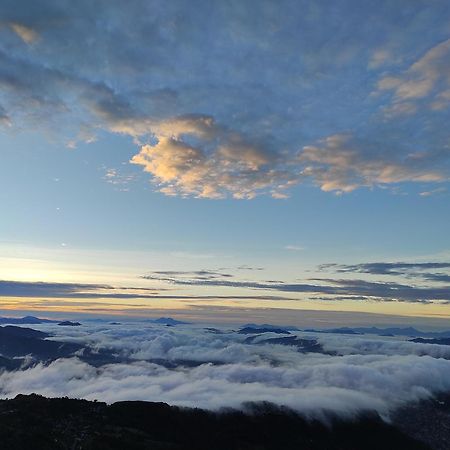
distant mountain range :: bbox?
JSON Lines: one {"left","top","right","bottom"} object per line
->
{"left": 0, "top": 324, "right": 202, "bottom": 370}
{"left": 148, "top": 317, "right": 189, "bottom": 326}
{"left": 304, "top": 326, "right": 450, "bottom": 338}
{"left": 244, "top": 335, "right": 335, "bottom": 355}
{"left": 57, "top": 321, "right": 81, "bottom": 326}
{"left": 238, "top": 327, "right": 291, "bottom": 335}
{"left": 239, "top": 323, "right": 450, "bottom": 339}
{"left": 0, "top": 316, "right": 85, "bottom": 327}
{"left": 410, "top": 337, "right": 450, "bottom": 346}
{"left": 0, "top": 315, "right": 59, "bottom": 324}
{"left": 242, "top": 323, "right": 298, "bottom": 331}
{"left": 1, "top": 316, "right": 449, "bottom": 340}
{"left": 0, "top": 325, "right": 127, "bottom": 370}
{"left": 0, "top": 325, "right": 82, "bottom": 370}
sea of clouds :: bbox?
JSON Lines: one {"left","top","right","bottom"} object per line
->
{"left": 1, "top": 321, "right": 450, "bottom": 419}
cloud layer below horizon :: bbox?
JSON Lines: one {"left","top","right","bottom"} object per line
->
{"left": 2, "top": 322, "right": 450, "bottom": 419}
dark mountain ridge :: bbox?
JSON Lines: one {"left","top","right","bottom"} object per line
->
{"left": 0, "top": 394, "right": 431, "bottom": 450}
{"left": 0, "top": 325, "right": 81, "bottom": 362}
{"left": 0, "top": 326, "right": 122, "bottom": 369}
{"left": 238, "top": 327, "right": 291, "bottom": 335}
{"left": 410, "top": 337, "right": 450, "bottom": 346}
{"left": 0, "top": 315, "right": 59, "bottom": 325}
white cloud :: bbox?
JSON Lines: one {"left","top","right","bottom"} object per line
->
{"left": 285, "top": 245, "right": 304, "bottom": 251}
{"left": 130, "top": 117, "right": 297, "bottom": 199}
{"left": 2, "top": 322, "right": 450, "bottom": 419}
{"left": 419, "top": 187, "right": 447, "bottom": 197}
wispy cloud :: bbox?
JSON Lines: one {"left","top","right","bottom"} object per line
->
{"left": 419, "top": 187, "right": 447, "bottom": 197}
{"left": 8, "top": 23, "right": 38, "bottom": 44}
{"left": 143, "top": 265, "right": 450, "bottom": 303}
{"left": 0, "top": 280, "right": 160, "bottom": 299}
{"left": 321, "top": 262, "right": 450, "bottom": 283}
{"left": 0, "top": 280, "right": 290, "bottom": 302}
{"left": 377, "top": 39, "right": 450, "bottom": 115}
{"left": 101, "top": 167, "right": 137, "bottom": 191}
{"left": 149, "top": 270, "right": 234, "bottom": 280}
{"left": 285, "top": 245, "right": 304, "bottom": 251}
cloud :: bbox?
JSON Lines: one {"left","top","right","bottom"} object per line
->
{"left": 377, "top": 39, "right": 450, "bottom": 115}
{"left": 0, "top": 280, "right": 108, "bottom": 296}
{"left": 236, "top": 265, "right": 264, "bottom": 271}
{"left": 130, "top": 118, "right": 297, "bottom": 199}
{"left": 285, "top": 245, "right": 304, "bottom": 251}
{"left": 143, "top": 270, "right": 450, "bottom": 303}
{"left": 0, "top": 104, "right": 11, "bottom": 126}
{"left": 321, "top": 261, "right": 450, "bottom": 274}
{"left": 368, "top": 48, "right": 392, "bottom": 69}
{"left": 310, "top": 278, "right": 450, "bottom": 302}
{"left": 322, "top": 262, "right": 450, "bottom": 283}
{"left": 9, "top": 23, "right": 38, "bottom": 44}
{"left": 101, "top": 167, "right": 136, "bottom": 191}
{"left": 0, "top": 0, "right": 448, "bottom": 198}
{"left": 419, "top": 187, "right": 447, "bottom": 197}
{"left": 299, "top": 134, "right": 446, "bottom": 194}
{"left": 2, "top": 323, "right": 450, "bottom": 418}
{"left": 0, "top": 279, "right": 292, "bottom": 302}
{"left": 3, "top": 254, "right": 450, "bottom": 305}
{"left": 150, "top": 270, "right": 233, "bottom": 280}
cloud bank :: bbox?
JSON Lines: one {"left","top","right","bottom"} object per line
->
{"left": 2, "top": 322, "right": 450, "bottom": 419}
{"left": 143, "top": 261, "right": 450, "bottom": 303}
{"left": 321, "top": 262, "right": 450, "bottom": 283}
{"left": 2, "top": 256, "right": 450, "bottom": 304}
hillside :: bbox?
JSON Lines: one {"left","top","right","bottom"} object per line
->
{"left": 0, "top": 394, "right": 431, "bottom": 450}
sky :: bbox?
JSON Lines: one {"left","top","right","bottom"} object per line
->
{"left": 0, "top": 0, "right": 449, "bottom": 326}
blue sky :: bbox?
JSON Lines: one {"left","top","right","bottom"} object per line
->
{"left": 0, "top": 0, "right": 449, "bottom": 324}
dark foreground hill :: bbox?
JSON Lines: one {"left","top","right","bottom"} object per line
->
{"left": 0, "top": 394, "right": 431, "bottom": 450}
